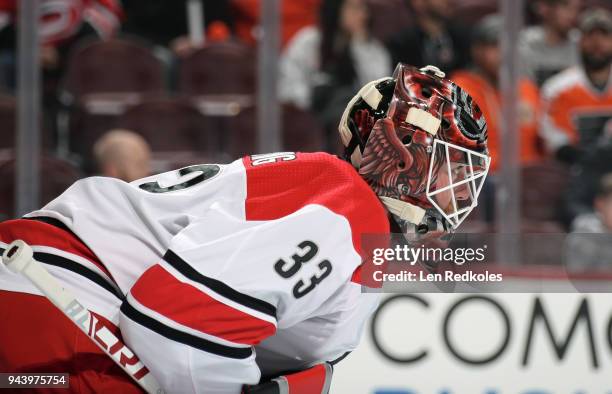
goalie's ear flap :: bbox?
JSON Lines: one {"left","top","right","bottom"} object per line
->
{"left": 338, "top": 77, "right": 395, "bottom": 168}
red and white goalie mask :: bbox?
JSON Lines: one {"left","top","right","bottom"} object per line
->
{"left": 339, "top": 63, "right": 491, "bottom": 236}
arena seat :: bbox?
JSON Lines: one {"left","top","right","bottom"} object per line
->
{"left": 178, "top": 41, "right": 256, "bottom": 96}
{"left": 218, "top": 105, "right": 256, "bottom": 158}
{"left": 117, "top": 96, "right": 216, "bottom": 155}
{"left": 282, "top": 104, "right": 326, "bottom": 153}
{"left": 0, "top": 95, "right": 16, "bottom": 150}
{"left": 0, "top": 94, "right": 54, "bottom": 150}
{"left": 60, "top": 38, "right": 166, "bottom": 168}
{"left": 521, "top": 161, "right": 570, "bottom": 222}
{"left": 60, "top": 37, "right": 165, "bottom": 100}
{"left": 0, "top": 153, "right": 82, "bottom": 220}
{"left": 519, "top": 220, "right": 566, "bottom": 266}
{"left": 223, "top": 104, "right": 326, "bottom": 158}
{"left": 156, "top": 151, "right": 223, "bottom": 173}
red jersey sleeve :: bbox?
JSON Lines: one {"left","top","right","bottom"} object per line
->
{"left": 242, "top": 152, "right": 390, "bottom": 257}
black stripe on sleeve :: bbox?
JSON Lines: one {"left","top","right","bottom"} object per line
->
{"left": 243, "top": 381, "right": 281, "bottom": 394}
{"left": 33, "top": 252, "right": 124, "bottom": 300}
{"left": 163, "top": 250, "right": 277, "bottom": 319}
{"left": 329, "top": 351, "right": 351, "bottom": 365}
{"left": 0, "top": 247, "right": 123, "bottom": 300}
{"left": 25, "top": 216, "right": 75, "bottom": 235}
{"left": 120, "top": 300, "right": 253, "bottom": 359}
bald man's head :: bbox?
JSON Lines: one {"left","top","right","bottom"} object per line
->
{"left": 94, "top": 129, "right": 151, "bottom": 182}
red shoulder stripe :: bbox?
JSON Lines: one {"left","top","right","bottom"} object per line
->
{"left": 0, "top": 219, "right": 112, "bottom": 278}
{"left": 130, "top": 264, "right": 276, "bottom": 345}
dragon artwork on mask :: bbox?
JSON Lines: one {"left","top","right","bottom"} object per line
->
{"left": 340, "top": 64, "right": 489, "bottom": 241}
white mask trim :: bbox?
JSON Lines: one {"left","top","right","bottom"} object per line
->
{"left": 338, "top": 77, "right": 393, "bottom": 149}
{"left": 379, "top": 196, "right": 426, "bottom": 224}
{"left": 362, "top": 84, "right": 383, "bottom": 109}
{"left": 419, "top": 65, "right": 446, "bottom": 79}
{"left": 405, "top": 107, "right": 441, "bottom": 136}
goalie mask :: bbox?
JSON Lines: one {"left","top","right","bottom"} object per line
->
{"left": 339, "top": 63, "right": 490, "bottom": 237}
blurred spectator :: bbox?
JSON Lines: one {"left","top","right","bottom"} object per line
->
{"left": 94, "top": 129, "right": 151, "bottom": 182}
{"left": 575, "top": 172, "right": 612, "bottom": 231}
{"left": 279, "top": 0, "right": 391, "bottom": 111}
{"left": 565, "top": 170, "right": 612, "bottom": 271}
{"left": 280, "top": 0, "right": 391, "bottom": 150}
{"left": 539, "top": 8, "right": 612, "bottom": 164}
{"left": 0, "top": 0, "right": 123, "bottom": 152}
{"left": 520, "top": 0, "right": 581, "bottom": 87}
{"left": 452, "top": 15, "right": 542, "bottom": 174}
{"left": 121, "top": 0, "right": 233, "bottom": 58}
{"left": 231, "top": 0, "right": 321, "bottom": 48}
{"left": 564, "top": 141, "right": 612, "bottom": 226}
{"left": 385, "top": 0, "right": 470, "bottom": 75}
{"left": 0, "top": 0, "right": 123, "bottom": 91}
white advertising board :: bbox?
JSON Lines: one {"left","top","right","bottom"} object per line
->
{"left": 332, "top": 292, "right": 612, "bottom": 394}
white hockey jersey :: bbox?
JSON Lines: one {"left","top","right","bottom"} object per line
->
{"left": 22, "top": 152, "right": 390, "bottom": 393}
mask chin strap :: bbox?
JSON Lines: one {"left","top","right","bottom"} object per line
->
{"left": 379, "top": 196, "right": 425, "bottom": 225}
{"left": 379, "top": 196, "right": 452, "bottom": 235}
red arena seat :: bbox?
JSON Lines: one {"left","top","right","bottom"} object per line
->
{"left": 178, "top": 41, "right": 256, "bottom": 96}
{"left": 0, "top": 153, "right": 82, "bottom": 220}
